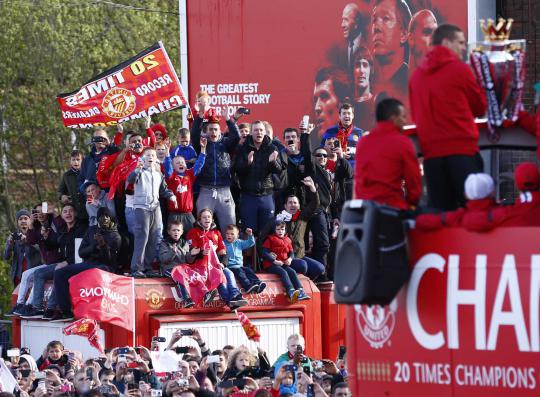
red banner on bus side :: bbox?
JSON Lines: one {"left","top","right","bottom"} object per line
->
{"left": 57, "top": 42, "right": 187, "bottom": 129}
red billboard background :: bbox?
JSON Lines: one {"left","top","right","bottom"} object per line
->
{"left": 186, "top": 0, "right": 468, "bottom": 139}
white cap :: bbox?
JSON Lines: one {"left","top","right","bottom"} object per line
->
{"left": 464, "top": 173, "right": 494, "bottom": 200}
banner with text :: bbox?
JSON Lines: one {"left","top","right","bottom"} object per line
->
{"left": 69, "top": 268, "right": 134, "bottom": 331}
{"left": 58, "top": 42, "right": 187, "bottom": 128}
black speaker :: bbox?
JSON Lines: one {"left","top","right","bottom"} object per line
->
{"left": 333, "top": 200, "right": 410, "bottom": 305}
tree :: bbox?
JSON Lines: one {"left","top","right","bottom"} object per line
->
{"left": 0, "top": 0, "right": 182, "bottom": 231}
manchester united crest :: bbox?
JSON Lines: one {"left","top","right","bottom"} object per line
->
{"left": 145, "top": 288, "right": 165, "bottom": 310}
{"left": 102, "top": 87, "right": 136, "bottom": 118}
{"left": 355, "top": 299, "right": 397, "bottom": 349}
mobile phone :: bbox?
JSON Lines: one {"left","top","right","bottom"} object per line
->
{"left": 338, "top": 345, "right": 346, "bottom": 360}
{"left": 68, "top": 352, "right": 75, "bottom": 360}
{"left": 127, "top": 362, "right": 139, "bottom": 369}
{"left": 20, "top": 369, "right": 31, "bottom": 378}
{"left": 7, "top": 348, "right": 20, "bottom": 357}
{"left": 35, "top": 372, "right": 46, "bottom": 380}
{"left": 127, "top": 383, "right": 139, "bottom": 391}
{"left": 151, "top": 390, "right": 162, "bottom": 397}
{"left": 237, "top": 107, "right": 251, "bottom": 115}
{"left": 174, "top": 346, "right": 189, "bottom": 354}
{"left": 42, "top": 202, "right": 48, "bottom": 213}
{"left": 287, "top": 140, "right": 294, "bottom": 145}
{"left": 152, "top": 336, "right": 166, "bottom": 343}
{"left": 86, "top": 367, "right": 93, "bottom": 379}
{"left": 118, "top": 347, "right": 130, "bottom": 355}
{"left": 314, "top": 360, "right": 324, "bottom": 370}
{"left": 180, "top": 329, "right": 194, "bottom": 336}
{"left": 117, "top": 355, "right": 127, "bottom": 363}
{"left": 207, "top": 355, "right": 220, "bottom": 364}
{"left": 333, "top": 140, "right": 340, "bottom": 148}
{"left": 302, "top": 115, "right": 310, "bottom": 126}
{"left": 303, "top": 366, "right": 311, "bottom": 376}
{"left": 99, "top": 385, "right": 112, "bottom": 394}
{"left": 296, "top": 345, "right": 303, "bottom": 354}
{"left": 38, "top": 379, "right": 46, "bottom": 388}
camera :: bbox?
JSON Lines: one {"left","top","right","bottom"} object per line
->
{"left": 237, "top": 107, "right": 251, "bottom": 115}
{"left": 91, "top": 136, "right": 108, "bottom": 144}
{"left": 118, "top": 347, "right": 130, "bottom": 355}
{"left": 11, "top": 232, "right": 23, "bottom": 241}
{"left": 174, "top": 346, "right": 189, "bottom": 354}
{"left": 287, "top": 140, "right": 295, "bottom": 145}
{"left": 152, "top": 336, "right": 166, "bottom": 343}
{"left": 132, "top": 142, "right": 143, "bottom": 150}
{"left": 176, "top": 379, "right": 189, "bottom": 387}
{"left": 180, "top": 329, "right": 194, "bottom": 336}
{"left": 333, "top": 140, "right": 341, "bottom": 148}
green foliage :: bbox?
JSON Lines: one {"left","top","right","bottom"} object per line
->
{"left": 0, "top": 0, "right": 181, "bottom": 217}
{"left": 0, "top": 0, "right": 182, "bottom": 320}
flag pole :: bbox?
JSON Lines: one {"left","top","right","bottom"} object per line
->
{"left": 131, "top": 277, "right": 136, "bottom": 347}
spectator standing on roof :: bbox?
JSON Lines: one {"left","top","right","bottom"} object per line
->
{"left": 409, "top": 24, "right": 487, "bottom": 211}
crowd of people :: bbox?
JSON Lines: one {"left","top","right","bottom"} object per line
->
{"left": 0, "top": 331, "right": 349, "bottom": 397}
{"left": 2, "top": 20, "right": 540, "bottom": 397}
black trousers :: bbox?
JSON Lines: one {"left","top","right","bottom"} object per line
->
{"left": 424, "top": 153, "right": 484, "bottom": 211}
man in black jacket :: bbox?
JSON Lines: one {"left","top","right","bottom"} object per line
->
{"left": 50, "top": 207, "right": 121, "bottom": 322}
{"left": 234, "top": 121, "right": 281, "bottom": 234}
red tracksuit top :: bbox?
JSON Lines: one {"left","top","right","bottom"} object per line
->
{"left": 353, "top": 121, "right": 422, "bottom": 210}
{"left": 166, "top": 168, "right": 196, "bottom": 213}
{"left": 262, "top": 234, "right": 293, "bottom": 270}
{"left": 409, "top": 45, "right": 487, "bottom": 159}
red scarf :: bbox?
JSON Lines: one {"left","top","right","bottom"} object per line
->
{"left": 292, "top": 210, "right": 301, "bottom": 221}
{"left": 336, "top": 122, "right": 353, "bottom": 150}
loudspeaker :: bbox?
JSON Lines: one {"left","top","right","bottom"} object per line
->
{"left": 333, "top": 200, "right": 410, "bottom": 305}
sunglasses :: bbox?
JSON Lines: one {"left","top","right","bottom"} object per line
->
{"left": 315, "top": 153, "right": 328, "bottom": 158}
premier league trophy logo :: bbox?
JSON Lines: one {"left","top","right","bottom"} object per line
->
{"left": 469, "top": 18, "right": 526, "bottom": 142}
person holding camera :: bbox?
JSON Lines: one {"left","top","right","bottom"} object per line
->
{"left": 3, "top": 209, "right": 42, "bottom": 315}
{"left": 221, "top": 346, "right": 270, "bottom": 382}
{"left": 78, "top": 128, "right": 122, "bottom": 193}
{"left": 6, "top": 204, "right": 63, "bottom": 317}
{"left": 83, "top": 180, "right": 117, "bottom": 227}
{"left": 4, "top": 209, "right": 41, "bottom": 284}
{"left": 273, "top": 334, "right": 312, "bottom": 377}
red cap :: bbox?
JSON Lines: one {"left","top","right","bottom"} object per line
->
{"left": 515, "top": 162, "right": 540, "bottom": 191}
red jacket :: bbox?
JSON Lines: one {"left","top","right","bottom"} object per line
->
{"left": 498, "top": 191, "right": 540, "bottom": 227}
{"left": 262, "top": 234, "right": 293, "bottom": 270}
{"left": 166, "top": 169, "right": 196, "bottom": 213}
{"left": 415, "top": 198, "right": 500, "bottom": 231}
{"left": 409, "top": 45, "right": 487, "bottom": 159}
{"left": 186, "top": 224, "right": 226, "bottom": 267}
{"left": 353, "top": 121, "right": 421, "bottom": 210}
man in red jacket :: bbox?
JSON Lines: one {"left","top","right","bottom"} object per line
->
{"left": 409, "top": 24, "right": 487, "bottom": 211}
{"left": 354, "top": 98, "right": 421, "bottom": 210}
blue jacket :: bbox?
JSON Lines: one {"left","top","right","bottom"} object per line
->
{"left": 321, "top": 124, "right": 363, "bottom": 167}
{"left": 224, "top": 235, "right": 255, "bottom": 268}
{"left": 170, "top": 145, "right": 197, "bottom": 167}
{"left": 191, "top": 116, "right": 240, "bottom": 187}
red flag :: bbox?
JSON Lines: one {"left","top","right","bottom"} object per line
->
{"left": 69, "top": 269, "right": 134, "bottom": 331}
{"left": 171, "top": 245, "right": 226, "bottom": 305}
{"left": 63, "top": 318, "right": 104, "bottom": 354}
{"left": 236, "top": 310, "right": 261, "bottom": 342}
{"left": 57, "top": 42, "right": 187, "bottom": 129}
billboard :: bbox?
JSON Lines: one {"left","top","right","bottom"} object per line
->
{"left": 186, "top": 0, "right": 468, "bottom": 141}
{"left": 346, "top": 227, "right": 540, "bottom": 396}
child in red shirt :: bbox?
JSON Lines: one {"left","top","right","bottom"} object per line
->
{"left": 262, "top": 221, "right": 310, "bottom": 303}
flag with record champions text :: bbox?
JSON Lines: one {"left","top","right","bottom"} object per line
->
{"left": 57, "top": 42, "right": 187, "bottom": 128}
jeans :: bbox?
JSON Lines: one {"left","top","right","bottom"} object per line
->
{"left": 266, "top": 260, "right": 304, "bottom": 293}
{"left": 239, "top": 194, "right": 275, "bottom": 234}
{"left": 31, "top": 264, "right": 57, "bottom": 309}
{"left": 308, "top": 209, "right": 330, "bottom": 267}
{"left": 163, "top": 269, "right": 190, "bottom": 301}
{"left": 229, "top": 267, "right": 261, "bottom": 290}
{"left": 54, "top": 263, "right": 108, "bottom": 312}
{"left": 125, "top": 206, "right": 136, "bottom": 235}
{"left": 16, "top": 264, "right": 47, "bottom": 305}
{"left": 300, "top": 256, "right": 325, "bottom": 280}
{"left": 196, "top": 187, "right": 236, "bottom": 233}
{"left": 217, "top": 268, "right": 241, "bottom": 303}
{"left": 131, "top": 206, "right": 162, "bottom": 273}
